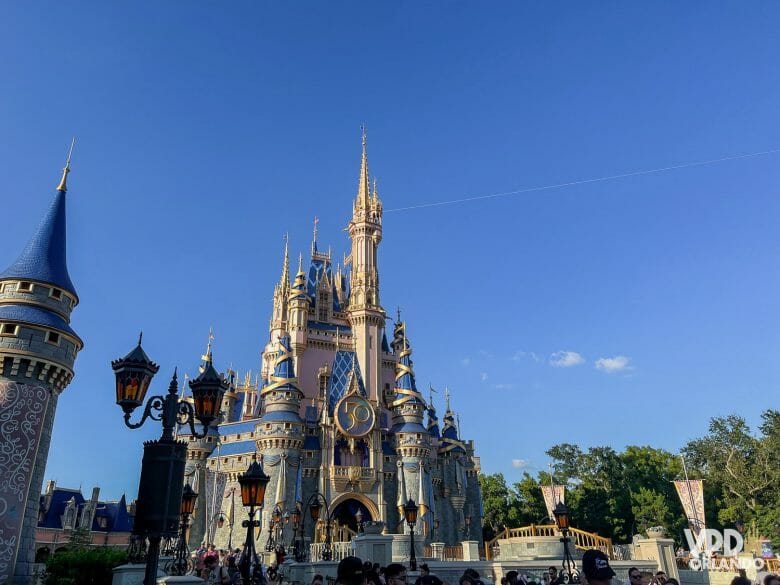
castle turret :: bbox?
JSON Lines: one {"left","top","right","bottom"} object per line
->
{"left": 0, "top": 149, "right": 84, "bottom": 583}
{"left": 258, "top": 334, "right": 305, "bottom": 548}
{"left": 347, "top": 128, "right": 385, "bottom": 402}
{"left": 270, "top": 237, "right": 290, "bottom": 339}
{"left": 390, "top": 325, "right": 431, "bottom": 537}
{"left": 288, "top": 254, "right": 309, "bottom": 361}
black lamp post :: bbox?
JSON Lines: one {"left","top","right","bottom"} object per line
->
{"left": 167, "top": 483, "right": 198, "bottom": 576}
{"left": 111, "top": 335, "right": 227, "bottom": 585}
{"left": 356, "top": 509, "right": 364, "bottom": 534}
{"left": 291, "top": 508, "right": 302, "bottom": 560}
{"left": 553, "top": 501, "right": 577, "bottom": 583}
{"left": 237, "top": 457, "right": 270, "bottom": 585}
{"left": 303, "top": 493, "right": 332, "bottom": 561}
{"left": 403, "top": 499, "right": 419, "bottom": 572}
{"left": 265, "top": 517, "right": 275, "bottom": 552}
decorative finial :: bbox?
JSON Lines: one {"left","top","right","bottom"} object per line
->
{"left": 56, "top": 137, "right": 75, "bottom": 192}
{"left": 138, "top": 331, "right": 143, "bottom": 346}
{"left": 396, "top": 306, "right": 402, "bottom": 324}
{"left": 280, "top": 234, "right": 290, "bottom": 287}
{"left": 312, "top": 216, "right": 319, "bottom": 249}
{"left": 445, "top": 386, "right": 451, "bottom": 412}
{"left": 297, "top": 253, "right": 304, "bottom": 274}
{"left": 428, "top": 384, "right": 437, "bottom": 409}
{"left": 201, "top": 327, "right": 214, "bottom": 364}
{"left": 356, "top": 126, "right": 370, "bottom": 208}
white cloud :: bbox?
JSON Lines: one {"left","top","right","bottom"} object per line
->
{"left": 595, "top": 355, "right": 631, "bottom": 373}
{"left": 493, "top": 383, "right": 514, "bottom": 390}
{"left": 549, "top": 351, "right": 585, "bottom": 368}
{"left": 511, "top": 350, "right": 543, "bottom": 363}
{"left": 461, "top": 358, "right": 471, "bottom": 367}
{"left": 478, "top": 349, "right": 494, "bottom": 358}
{"left": 480, "top": 372, "right": 489, "bottom": 381}
{"left": 512, "top": 459, "right": 530, "bottom": 469}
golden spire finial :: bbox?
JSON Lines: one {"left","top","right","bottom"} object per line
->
{"left": 396, "top": 306, "right": 402, "bottom": 324}
{"left": 56, "top": 137, "right": 75, "bottom": 192}
{"left": 280, "top": 233, "right": 290, "bottom": 288}
{"left": 356, "top": 125, "right": 370, "bottom": 209}
{"left": 445, "top": 386, "right": 451, "bottom": 412}
{"left": 201, "top": 327, "right": 214, "bottom": 364}
{"left": 311, "top": 216, "right": 319, "bottom": 254}
{"left": 297, "top": 253, "right": 304, "bottom": 275}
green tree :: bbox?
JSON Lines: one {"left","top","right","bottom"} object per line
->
{"left": 479, "top": 473, "right": 520, "bottom": 540}
{"left": 631, "top": 487, "right": 672, "bottom": 533}
{"left": 513, "top": 472, "right": 548, "bottom": 526}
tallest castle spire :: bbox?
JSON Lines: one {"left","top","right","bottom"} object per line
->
{"left": 355, "top": 125, "right": 370, "bottom": 211}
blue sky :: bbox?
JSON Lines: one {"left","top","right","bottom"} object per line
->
{"left": 2, "top": 2, "right": 779, "bottom": 500}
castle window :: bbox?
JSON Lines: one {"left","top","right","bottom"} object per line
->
{"left": 1, "top": 324, "right": 18, "bottom": 336}
{"left": 306, "top": 451, "right": 314, "bottom": 458}
{"left": 98, "top": 517, "right": 108, "bottom": 529}
{"left": 18, "top": 281, "right": 33, "bottom": 292}
{"left": 236, "top": 434, "right": 241, "bottom": 440}
{"left": 49, "top": 288, "right": 62, "bottom": 300}
{"left": 46, "top": 331, "right": 60, "bottom": 345}
{"left": 384, "top": 456, "right": 391, "bottom": 463}
{"left": 284, "top": 423, "right": 291, "bottom": 429}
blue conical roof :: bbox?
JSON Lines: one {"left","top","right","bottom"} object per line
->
{"left": 0, "top": 189, "right": 76, "bottom": 295}
{"left": 392, "top": 333, "right": 425, "bottom": 408}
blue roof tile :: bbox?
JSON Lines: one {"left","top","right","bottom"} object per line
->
{"left": 326, "top": 350, "right": 367, "bottom": 413}
{"left": 0, "top": 304, "right": 78, "bottom": 338}
{"left": 1, "top": 190, "right": 76, "bottom": 295}
{"left": 260, "top": 410, "right": 303, "bottom": 423}
{"left": 38, "top": 489, "right": 85, "bottom": 529}
{"left": 208, "top": 439, "right": 257, "bottom": 457}
{"left": 219, "top": 420, "right": 258, "bottom": 435}
{"left": 391, "top": 421, "right": 428, "bottom": 434}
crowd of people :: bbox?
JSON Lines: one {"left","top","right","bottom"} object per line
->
{"left": 190, "top": 544, "right": 779, "bottom": 585}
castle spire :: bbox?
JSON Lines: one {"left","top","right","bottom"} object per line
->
{"left": 280, "top": 234, "right": 290, "bottom": 289}
{"left": 1, "top": 143, "right": 77, "bottom": 295}
{"left": 56, "top": 138, "right": 75, "bottom": 193}
{"left": 311, "top": 216, "right": 319, "bottom": 254}
{"left": 356, "top": 125, "right": 370, "bottom": 210}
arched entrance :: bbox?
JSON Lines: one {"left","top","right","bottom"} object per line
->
{"left": 331, "top": 498, "right": 373, "bottom": 533}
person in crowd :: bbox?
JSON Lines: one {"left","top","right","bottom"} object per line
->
{"left": 385, "top": 563, "right": 409, "bottom": 585}
{"left": 312, "top": 573, "right": 325, "bottom": 585}
{"left": 626, "top": 567, "right": 642, "bottom": 585}
{"left": 338, "top": 557, "right": 368, "bottom": 585}
{"left": 582, "top": 549, "right": 616, "bottom": 585}
{"left": 548, "top": 567, "right": 563, "bottom": 585}
{"left": 202, "top": 553, "right": 230, "bottom": 584}
{"left": 763, "top": 574, "right": 780, "bottom": 585}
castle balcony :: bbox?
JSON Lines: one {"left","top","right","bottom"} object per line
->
{"left": 330, "top": 465, "right": 377, "bottom": 492}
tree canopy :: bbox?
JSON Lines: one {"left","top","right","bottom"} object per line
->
{"left": 479, "top": 408, "right": 779, "bottom": 548}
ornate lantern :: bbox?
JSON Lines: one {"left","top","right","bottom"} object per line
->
{"left": 111, "top": 335, "right": 160, "bottom": 414}
{"left": 309, "top": 500, "right": 322, "bottom": 522}
{"left": 403, "top": 499, "right": 419, "bottom": 526}
{"left": 553, "top": 501, "right": 570, "bottom": 532}
{"left": 188, "top": 361, "right": 228, "bottom": 427}
{"left": 238, "top": 458, "right": 270, "bottom": 508}
{"left": 180, "top": 483, "right": 198, "bottom": 516}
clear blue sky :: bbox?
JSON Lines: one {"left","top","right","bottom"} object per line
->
{"left": 1, "top": 2, "right": 778, "bottom": 501}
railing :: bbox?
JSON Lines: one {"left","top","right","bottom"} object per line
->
{"left": 443, "top": 545, "right": 463, "bottom": 561}
{"left": 309, "top": 541, "right": 353, "bottom": 562}
{"left": 766, "top": 559, "right": 779, "bottom": 571}
{"left": 314, "top": 521, "right": 357, "bottom": 544}
{"left": 484, "top": 525, "right": 615, "bottom": 560}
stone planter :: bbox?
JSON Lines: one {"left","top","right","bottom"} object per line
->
{"left": 646, "top": 528, "right": 666, "bottom": 539}
{"left": 362, "top": 521, "right": 385, "bottom": 535}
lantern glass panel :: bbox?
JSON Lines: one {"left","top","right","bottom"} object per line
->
{"left": 403, "top": 500, "right": 419, "bottom": 524}
{"left": 309, "top": 501, "right": 322, "bottom": 521}
{"left": 553, "top": 503, "right": 570, "bottom": 531}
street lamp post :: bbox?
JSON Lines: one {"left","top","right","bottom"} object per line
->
{"left": 265, "top": 518, "right": 275, "bottom": 552}
{"left": 403, "top": 499, "right": 419, "bottom": 572}
{"left": 237, "top": 457, "right": 270, "bottom": 585}
{"left": 464, "top": 515, "right": 472, "bottom": 540}
{"left": 303, "top": 494, "right": 332, "bottom": 561}
{"left": 111, "top": 336, "right": 227, "bottom": 585}
{"left": 167, "top": 483, "right": 198, "bottom": 576}
{"left": 553, "top": 501, "right": 577, "bottom": 583}
{"left": 291, "top": 508, "right": 302, "bottom": 560}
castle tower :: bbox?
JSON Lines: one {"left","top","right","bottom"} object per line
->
{"left": 257, "top": 334, "right": 305, "bottom": 548}
{"left": 391, "top": 323, "right": 432, "bottom": 537}
{"left": 0, "top": 152, "right": 83, "bottom": 583}
{"left": 347, "top": 129, "right": 385, "bottom": 402}
{"left": 288, "top": 254, "right": 309, "bottom": 362}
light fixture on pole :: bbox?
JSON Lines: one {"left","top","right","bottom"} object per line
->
{"left": 403, "top": 499, "right": 419, "bottom": 572}
{"left": 553, "top": 501, "right": 577, "bottom": 583}
{"left": 304, "top": 494, "right": 332, "bottom": 561}
{"left": 167, "top": 483, "right": 198, "bottom": 576}
{"left": 356, "top": 509, "right": 364, "bottom": 534}
{"left": 237, "top": 457, "right": 270, "bottom": 585}
{"left": 111, "top": 335, "right": 226, "bottom": 585}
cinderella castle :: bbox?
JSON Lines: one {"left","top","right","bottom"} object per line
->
{"left": 181, "top": 131, "right": 483, "bottom": 552}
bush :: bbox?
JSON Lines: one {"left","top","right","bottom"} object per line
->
{"left": 44, "top": 546, "right": 127, "bottom": 585}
